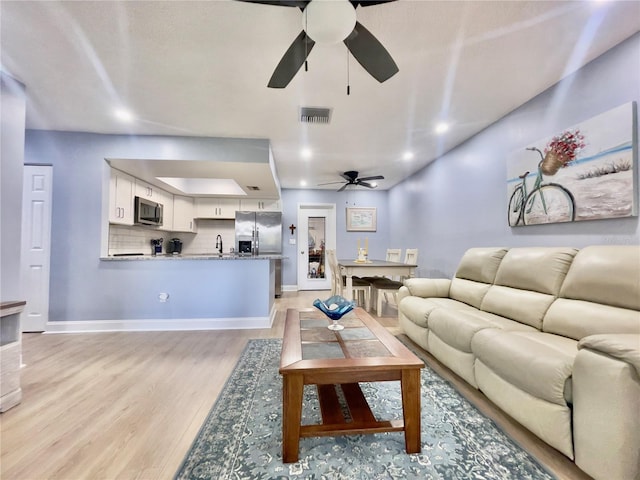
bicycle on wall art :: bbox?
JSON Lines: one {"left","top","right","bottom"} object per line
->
{"left": 506, "top": 101, "right": 638, "bottom": 227}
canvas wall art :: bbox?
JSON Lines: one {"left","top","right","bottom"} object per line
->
{"left": 507, "top": 102, "right": 637, "bottom": 226}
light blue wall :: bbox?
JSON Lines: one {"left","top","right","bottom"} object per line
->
{"left": 0, "top": 73, "right": 26, "bottom": 302}
{"left": 23, "top": 131, "right": 272, "bottom": 321}
{"left": 388, "top": 33, "right": 640, "bottom": 279}
{"left": 280, "top": 189, "right": 390, "bottom": 286}
{"left": 21, "top": 33, "right": 640, "bottom": 319}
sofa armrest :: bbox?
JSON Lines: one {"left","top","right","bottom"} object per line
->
{"left": 578, "top": 333, "right": 640, "bottom": 376}
{"left": 402, "top": 278, "right": 451, "bottom": 298}
{"left": 573, "top": 333, "right": 640, "bottom": 480}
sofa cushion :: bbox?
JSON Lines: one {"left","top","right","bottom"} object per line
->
{"left": 544, "top": 245, "right": 640, "bottom": 340}
{"left": 544, "top": 299, "right": 640, "bottom": 340}
{"left": 403, "top": 278, "right": 451, "bottom": 298}
{"left": 493, "top": 247, "right": 577, "bottom": 295}
{"left": 448, "top": 248, "right": 508, "bottom": 309}
{"left": 449, "top": 278, "right": 492, "bottom": 309}
{"left": 454, "top": 247, "right": 508, "bottom": 284}
{"left": 472, "top": 329, "right": 577, "bottom": 405}
{"left": 481, "top": 286, "right": 555, "bottom": 330}
{"left": 560, "top": 245, "right": 640, "bottom": 310}
{"left": 428, "top": 309, "right": 537, "bottom": 353}
{"left": 479, "top": 247, "right": 577, "bottom": 330}
{"left": 398, "top": 296, "right": 475, "bottom": 329}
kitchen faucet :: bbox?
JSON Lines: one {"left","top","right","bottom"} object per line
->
{"left": 215, "top": 235, "right": 223, "bottom": 254}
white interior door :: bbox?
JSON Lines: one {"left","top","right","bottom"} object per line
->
{"left": 20, "top": 165, "right": 52, "bottom": 332}
{"left": 297, "top": 204, "right": 336, "bottom": 291}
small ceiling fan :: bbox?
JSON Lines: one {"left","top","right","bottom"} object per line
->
{"left": 238, "top": 0, "right": 399, "bottom": 88}
{"left": 319, "top": 170, "right": 384, "bottom": 192}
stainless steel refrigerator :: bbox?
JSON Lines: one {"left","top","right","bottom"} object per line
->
{"left": 235, "top": 211, "right": 283, "bottom": 296}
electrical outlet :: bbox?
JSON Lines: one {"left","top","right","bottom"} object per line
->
{"left": 158, "top": 292, "right": 169, "bottom": 303}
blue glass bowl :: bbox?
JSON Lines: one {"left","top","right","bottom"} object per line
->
{"left": 313, "top": 295, "right": 356, "bottom": 321}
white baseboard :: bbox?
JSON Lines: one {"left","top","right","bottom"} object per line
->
{"left": 45, "top": 305, "right": 277, "bottom": 333}
{"left": 282, "top": 285, "right": 298, "bottom": 292}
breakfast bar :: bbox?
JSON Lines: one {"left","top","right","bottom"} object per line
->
{"left": 45, "top": 255, "right": 284, "bottom": 333}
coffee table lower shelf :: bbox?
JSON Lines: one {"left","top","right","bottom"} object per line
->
{"left": 302, "top": 383, "right": 406, "bottom": 438}
{"left": 282, "top": 372, "right": 421, "bottom": 463}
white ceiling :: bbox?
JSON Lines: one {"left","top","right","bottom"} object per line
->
{"left": 2, "top": 0, "right": 639, "bottom": 192}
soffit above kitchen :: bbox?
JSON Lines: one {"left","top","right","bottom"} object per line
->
{"left": 107, "top": 158, "right": 281, "bottom": 199}
{"left": 2, "top": 1, "right": 639, "bottom": 190}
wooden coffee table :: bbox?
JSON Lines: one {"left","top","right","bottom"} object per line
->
{"left": 279, "top": 307, "right": 424, "bottom": 463}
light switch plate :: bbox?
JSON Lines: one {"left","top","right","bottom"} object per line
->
{"left": 289, "top": 238, "right": 296, "bottom": 245}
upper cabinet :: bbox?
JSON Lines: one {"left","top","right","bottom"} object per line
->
{"left": 156, "top": 189, "right": 174, "bottom": 231}
{"left": 173, "top": 195, "right": 196, "bottom": 232}
{"left": 109, "top": 169, "right": 134, "bottom": 225}
{"left": 239, "top": 198, "right": 282, "bottom": 212}
{"left": 134, "top": 179, "right": 157, "bottom": 200}
{"left": 195, "top": 198, "right": 239, "bottom": 219}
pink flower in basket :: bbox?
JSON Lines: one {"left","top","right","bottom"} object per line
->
{"left": 543, "top": 128, "right": 586, "bottom": 167}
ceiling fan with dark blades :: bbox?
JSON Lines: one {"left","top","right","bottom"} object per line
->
{"left": 318, "top": 170, "right": 385, "bottom": 192}
{"left": 238, "top": 0, "right": 399, "bottom": 88}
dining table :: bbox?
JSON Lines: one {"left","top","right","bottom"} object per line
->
{"left": 337, "top": 258, "right": 418, "bottom": 302}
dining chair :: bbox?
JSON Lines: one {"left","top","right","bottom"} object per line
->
{"left": 371, "top": 248, "right": 419, "bottom": 317}
{"left": 326, "top": 249, "right": 371, "bottom": 310}
{"left": 362, "top": 248, "right": 403, "bottom": 310}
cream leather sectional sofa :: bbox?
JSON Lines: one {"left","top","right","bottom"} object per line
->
{"left": 397, "top": 246, "right": 640, "bottom": 480}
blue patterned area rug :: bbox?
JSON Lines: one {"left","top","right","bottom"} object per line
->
{"left": 175, "top": 339, "right": 555, "bottom": 480}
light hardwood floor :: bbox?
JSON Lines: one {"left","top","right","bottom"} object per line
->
{"left": 0, "top": 291, "right": 592, "bottom": 480}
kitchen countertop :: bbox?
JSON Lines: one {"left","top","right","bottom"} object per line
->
{"left": 101, "top": 253, "right": 286, "bottom": 261}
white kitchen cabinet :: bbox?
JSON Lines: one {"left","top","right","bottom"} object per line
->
{"left": 157, "top": 189, "right": 174, "bottom": 231}
{"left": 173, "top": 195, "right": 196, "bottom": 232}
{"left": 195, "top": 198, "right": 239, "bottom": 219}
{"left": 109, "top": 169, "right": 134, "bottom": 225}
{"left": 134, "top": 179, "right": 157, "bottom": 199}
{"left": 239, "top": 198, "right": 282, "bottom": 212}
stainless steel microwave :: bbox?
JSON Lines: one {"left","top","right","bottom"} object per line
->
{"left": 134, "top": 196, "right": 163, "bottom": 226}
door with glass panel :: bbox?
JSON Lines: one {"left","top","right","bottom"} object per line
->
{"left": 297, "top": 204, "right": 336, "bottom": 290}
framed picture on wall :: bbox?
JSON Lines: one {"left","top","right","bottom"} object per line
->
{"left": 506, "top": 101, "right": 637, "bottom": 227}
{"left": 346, "top": 207, "right": 377, "bottom": 231}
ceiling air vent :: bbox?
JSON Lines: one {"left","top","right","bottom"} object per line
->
{"left": 300, "top": 107, "right": 331, "bottom": 124}
{"left": 246, "top": 186, "right": 260, "bottom": 191}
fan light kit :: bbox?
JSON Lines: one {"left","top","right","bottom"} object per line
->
{"left": 303, "top": 0, "right": 356, "bottom": 44}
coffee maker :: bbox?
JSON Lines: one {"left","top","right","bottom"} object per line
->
{"left": 167, "top": 238, "right": 183, "bottom": 255}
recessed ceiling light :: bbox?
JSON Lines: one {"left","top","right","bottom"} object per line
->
{"left": 435, "top": 122, "right": 449, "bottom": 134}
{"left": 300, "top": 180, "right": 307, "bottom": 187}
{"left": 114, "top": 108, "right": 134, "bottom": 123}
{"left": 403, "top": 151, "right": 414, "bottom": 161}
{"left": 301, "top": 148, "right": 312, "bottom": 159}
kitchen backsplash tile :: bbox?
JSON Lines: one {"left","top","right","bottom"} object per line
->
{"left": 108, "top": 219, "right": 235, "bottom": 256}
{"left": 183, "top": 219, "right": 235, "bottom": 254}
